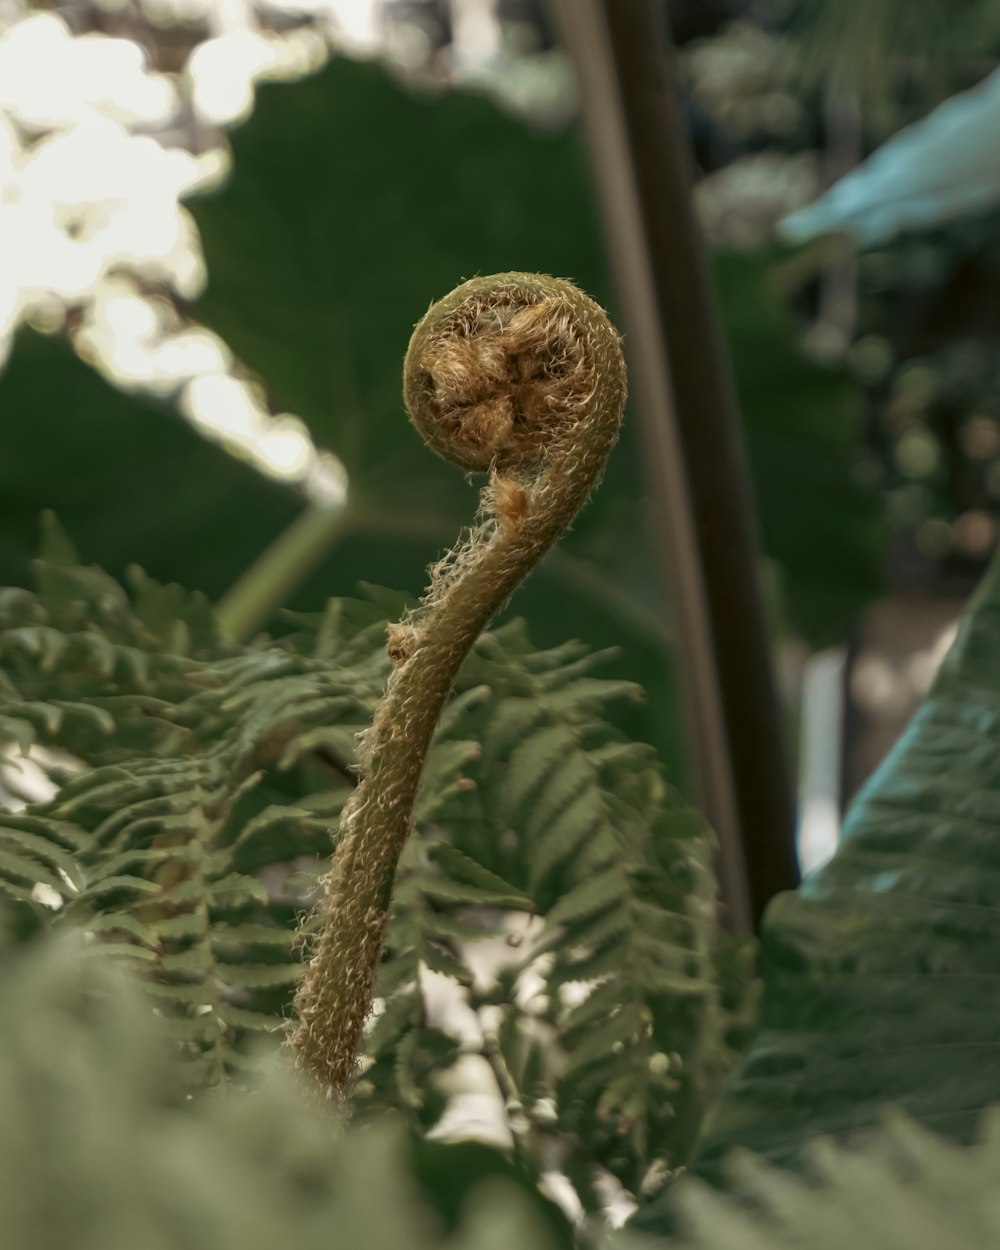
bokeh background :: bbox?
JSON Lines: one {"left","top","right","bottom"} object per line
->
{"left": 4, "top": 0, "right": 1000, "bottom": 877}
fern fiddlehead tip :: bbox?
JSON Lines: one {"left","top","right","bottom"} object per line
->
{"left": 404, "top": 272, "right": 624, "bottom": 474}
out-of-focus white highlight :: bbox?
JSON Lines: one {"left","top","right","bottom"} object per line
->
{"left": 0, "top": 14, "right": 177, "bottom": 129}
{"left": 182, "top": 373, "right": 342, "bottom": 490}
{"left": 30, "top": 882, "right": 64, "bottom": 910}
{"left": 797, "top": 647, "right": 846, "bottom": 877}
{"left": 187, "top": 29, "right": 327, "bottom": 124}
{"left": 0, "top": 743, "right": 60, "bottom": 810}
{"left": 18, "top": 119, "right": 215, "bottom": 292}
{"left": 184, "top": 374, "right": 267, "bottom": 438}
{"left": 0, "top": 15, "right": 215, "bottom": 338}
{"left": 305, "top": 453, "right": 349, "bottom": 507}
{"left": 320, "top": 0, "right": 383, "bottom": 56}
{"left": 255, "top": 424, "right": 314, "bottom": 478}
{"left": 0, "top": 7, "right": 346, "bottom": 504}
{"left": 426, "top": 1055, "right": 514, "bottom": 1151}
{"left": 450, "top": 0, "right": 502, "bottom": 76}
{"left": 77, "top": 279, "right": 231, "bottom": 392}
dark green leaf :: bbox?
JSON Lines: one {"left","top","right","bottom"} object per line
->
{"left": 637, "top": 545, "right": 1000, "bottom": 1233}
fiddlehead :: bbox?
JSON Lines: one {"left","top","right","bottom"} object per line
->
{"left": 290, "top": 272, "right": 627, "bottom": 1102}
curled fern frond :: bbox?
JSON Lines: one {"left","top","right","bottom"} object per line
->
{"left": 292, "top": 274, "right": 628, "bottom": 1102}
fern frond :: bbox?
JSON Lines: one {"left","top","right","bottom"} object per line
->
{"left": 0, "top": 554, "right": 385, "bottom": 1085}
{"left": 0, "top": 535, "right": 739, "bottom": 1203}
{"left": 431, "top": 624, "right": 745, "bottom": 1198}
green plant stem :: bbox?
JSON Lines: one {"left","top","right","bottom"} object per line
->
{"left": 216, "top": 502, "right": 350, "bottom": 643}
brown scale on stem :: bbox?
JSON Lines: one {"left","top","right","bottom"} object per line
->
{"left": 385, "top": 622, "right": 420, "bottom": 667}
{"left": 490, "top": 472, "right": 531, "bottom": 539}
{"left": 289, "top": 273, "right": 627, "bottom": 1104}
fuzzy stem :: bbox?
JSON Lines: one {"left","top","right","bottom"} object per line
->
{"left": 290, "top": 273, "right": 627, "bottom": 1103}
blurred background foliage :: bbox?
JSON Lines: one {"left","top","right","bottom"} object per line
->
{"left": 0, "top": 0, "right": 898, "bottom": 782}
{"left": 0, "top": 328, "right": 299, "bottom": 592}
{"left": 4, "top": 0, "right": 1000, "bottom": 799}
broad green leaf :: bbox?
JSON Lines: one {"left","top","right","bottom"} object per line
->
{"left": 0, "top": 329, "right": 298, "bottom": 598}
{"left": 636, "top": 546, "right": 1000, "bottom": 1231}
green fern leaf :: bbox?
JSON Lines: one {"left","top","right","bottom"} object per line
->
{"left": 502, "top": 724, "right": 578, "bottom": 818}
{"left": 546, "top": 869, "right": 630, "bottom": 927}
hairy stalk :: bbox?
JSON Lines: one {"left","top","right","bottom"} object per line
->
{"left": 290, "top": 273, "right": 627, "bottom": 1102}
